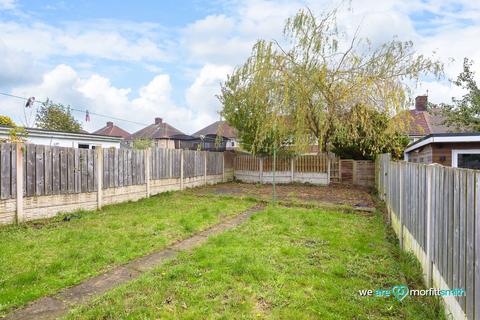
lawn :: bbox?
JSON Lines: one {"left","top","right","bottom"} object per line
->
{"left": 0, "top": 192, "right": 255, "bottom": 315}
{"left": 65, "top": 205, "right": 444, "bottom": 319}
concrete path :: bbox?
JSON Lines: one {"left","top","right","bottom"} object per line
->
{"left": 6, "top": 204, "right": 264, "bottom": 320}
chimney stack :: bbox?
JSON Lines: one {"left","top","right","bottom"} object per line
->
{"left": 106, "top": 121, "right": 113, "bottom": 127}
{"left": 155, "top": 117, "right": 163, "bottom": 125}
{"left": 415, "top": 95, "right": 428, "bottom": 111}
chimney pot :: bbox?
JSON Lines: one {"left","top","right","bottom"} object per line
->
{"left": 415, "top": 95, "right": 428, "bottom": 111}
{"left": 107, "top": 121, "right": 113, "bottom": 127}
{"left": 155, "top": 117, "right": 163, "bottom": 124}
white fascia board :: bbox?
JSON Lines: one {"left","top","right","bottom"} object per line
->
{"left": 404, "top": 135, "right": 480, "bottom": 153}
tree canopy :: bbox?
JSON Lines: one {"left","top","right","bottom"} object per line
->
{"left": 35, "top": 100, "right": 82, "bottom": 133}
{"left": 220, "top": 8, "right": 443, "bottom": 158}
{"left": 0, "top": 115, "right": 16, "bottom": 127}
{"left": 440, "top": 58, "right": 480, "bottom": 131}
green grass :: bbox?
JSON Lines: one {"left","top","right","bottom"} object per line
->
{"left": 0, "top": 192, "right": 255, "bottom": 315}
{"left": 65, "top": 206, "right": 444, "bottom": 319}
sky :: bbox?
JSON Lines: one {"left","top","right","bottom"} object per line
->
{"left": 0, "top": 0, "right": 479, "bottom": 135}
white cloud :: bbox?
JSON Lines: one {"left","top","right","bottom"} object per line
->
{"left": 0, "top": 39, "right": 40, "bottom": 86}
{"left": 1, "top": 64, "right": 197, "bottom": 134}
{"left": 0, "top": 20, "right": 168, "bottom": 62}
{"left": 2, "top": 0, "right": 480, "bottom": 133}
{"left": 186, "top": 64, "right": 233, "bottom": 127}
{"left": 182, "top": 0, "right": 480, "bottom": 108}
{"left": 0, "top": 0, "right": 16, "bottom": 10}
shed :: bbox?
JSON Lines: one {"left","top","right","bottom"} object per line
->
{"left": 404, "top": 133, "right": 480, "bottom": 169}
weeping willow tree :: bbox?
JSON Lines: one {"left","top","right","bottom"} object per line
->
{"left": 220, "top": 8, "right": 443, "bottom": 157}
{"left": 219, "top": 41, "right": 293, "bottom": 155}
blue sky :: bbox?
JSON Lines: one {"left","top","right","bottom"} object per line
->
{"left": 0, "top": 0, "right": 479, "bottom": 134}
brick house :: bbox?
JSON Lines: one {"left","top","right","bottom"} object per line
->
{"left": 131, "top": 117, "right": 192, "bottom": 149}
{"left": 193, "top": 121, "right": 238, "bottom": 150}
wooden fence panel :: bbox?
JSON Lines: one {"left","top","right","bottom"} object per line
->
{"left": 453, "top": 169, "right": 460, "bottom": 301}
{"left": 376, "top": 154, "right": 480, "bottom": 319}
{"left": 340, "top": 160, "right": 353, "bottom": 182}
{"left": 0, "top": 143, "right": 13, "bottom": 199}
{"left": 183, "top": 150, "right": 193, "bottom": 178}
{"left": 0, "top": 143, "right": 228, "bottom": 200}
{"left": 329, "top": 155, "right": 340, "bottom": 182}
{"left": 458, "top": 170, "right": 466, "bottom": 309}
{"left": 475, "top": 172, "right": 480, "bottom": 320}
{"left": 466, "top": 171, "right": 475, "bottom": 319}
{"left": 207, "top": 152, "right": 222, "bottom": 175}
{"left": 447, "top": 168, "right": 454, "bottom": 290}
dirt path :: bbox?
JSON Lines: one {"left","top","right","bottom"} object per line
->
{"left": 5, "top": 205, "right": 265, "bottom": 320}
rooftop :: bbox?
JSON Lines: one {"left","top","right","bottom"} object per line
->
{"left": 399, "top": 95, "right": 454, "bottom": 137}
{"left": 193, "top": 121, "right": 237, "bottom": 139}
{"left": 131, "top": 117, "right": 184, "bottom": 140}
{"left": 93, "top": 122, "right": 131, "bottom": 139}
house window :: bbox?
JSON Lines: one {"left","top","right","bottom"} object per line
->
{"left": 452, "top": 149, "right": 480, "bottom": 169}
{"left": 78, "top": 144, "right": 90, "bottom": 149}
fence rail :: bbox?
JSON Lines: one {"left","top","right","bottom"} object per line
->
{"left": 377, "top": 154, "right": 480, "bottom": 320}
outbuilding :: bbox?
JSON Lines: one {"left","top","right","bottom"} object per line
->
{"left": 404, "top": 133, "right": 480, "bottom": 169}
{"left": 0, "top": 126, "right": 123, "bottom": 149}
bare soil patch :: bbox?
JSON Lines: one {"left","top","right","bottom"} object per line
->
{"left": 199, "top": 182, "right": 374, "bottom": 208}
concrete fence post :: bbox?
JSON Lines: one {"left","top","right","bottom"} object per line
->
{"left": 145, "top": 148, "right": 151, "bottom": 197}
{"left": 290, "top": 157, "right": 295, "bottom": 183}
{"left": 425, "top": 164, "right": 433, "bottom": 286}
{"left": 259, "top": 158, "right": 264, "bottom": 184}
{"left": 204, "top": 151, "right": 207, "bottom": 185}
{"left": 96, "top": 147, "right": 103, "bottom": 210}
{"left": 180, "top": 149, "right": 184, "bottom": 190}
{"left": 15, "top": 143, "right": 24, "bottom": 223}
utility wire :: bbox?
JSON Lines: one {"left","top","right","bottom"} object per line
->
{"left": 0, "top": 92, "right": 149, "bottom": 127}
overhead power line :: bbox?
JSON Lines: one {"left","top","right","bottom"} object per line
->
{"left": 0, "top": 92, "right": 149, "bottom": 127}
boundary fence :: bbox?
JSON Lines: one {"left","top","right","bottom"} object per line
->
{"left": 0, "top": 144, "right": 229, "bottom": 225}
{"left": 377, "top": 153, "right": 480, "bottom": 320}
{"left": 234, "top": 153, "right": 375, "bottom": 187}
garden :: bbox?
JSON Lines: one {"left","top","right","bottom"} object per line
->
{"left": 1, "top": 183, "right": 444, "bottom": 319}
